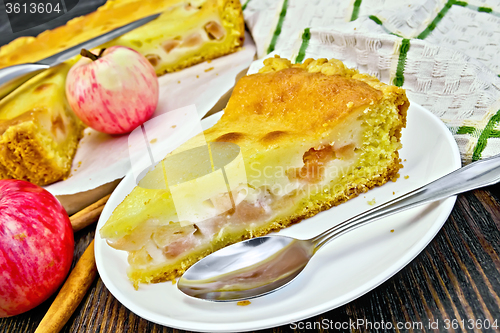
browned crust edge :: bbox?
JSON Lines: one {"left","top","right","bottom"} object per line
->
{"left": 0, "top": 126, "right": 84, "bottom": 186}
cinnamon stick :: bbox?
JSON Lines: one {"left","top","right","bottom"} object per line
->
{"left": 70, "top": 194, "right": 110, "bottom": 231}
{"left": 35, "top": 194, "right": 110, "bottom": 333}
{"left": 34, "top": 240, "right": 97, "bottom": 333}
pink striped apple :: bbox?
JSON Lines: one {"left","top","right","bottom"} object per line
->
{"left": 66, "top": 46, "right": 159, "bottom": 134}
{"left": 0, "top": 180, "right": 74, "bottom": 317}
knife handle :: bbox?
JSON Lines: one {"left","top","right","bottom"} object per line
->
{"left": 0, "top": 63, "right": 50, "bottom": 100}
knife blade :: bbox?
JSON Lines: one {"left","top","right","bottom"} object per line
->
{"left": 0, "top": 12, "right": 160, "bottom": 100}
{"left": 38, "top": 13, "right": 161, "bottom": 66}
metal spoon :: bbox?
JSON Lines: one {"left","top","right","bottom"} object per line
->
{"left": 178, "top": 154, "right": 500, "bottom": 301}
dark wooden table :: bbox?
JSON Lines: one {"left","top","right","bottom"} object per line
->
{"left": 2, "top": 184, "right": 500, "bottom": 333}
{"left": 2, "top": 2, "right": 500, "bottom": 332}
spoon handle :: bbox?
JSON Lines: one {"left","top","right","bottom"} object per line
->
{"left": 311, "top": 153, "right": 500, "bottom": 251}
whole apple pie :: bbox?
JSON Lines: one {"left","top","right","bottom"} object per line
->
{"left": 0, "top": 0, "right": 244, "bottom": 185}
{"left": 100, "top": 56, "right": 409, "bottom": 288}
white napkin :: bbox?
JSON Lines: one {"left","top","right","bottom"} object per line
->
{"left": 243, "top": 0, "right": 500, "bottom": 164}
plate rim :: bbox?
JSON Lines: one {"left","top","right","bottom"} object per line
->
{"left": 95, "top": 101, "right": 461, "bottom": 332}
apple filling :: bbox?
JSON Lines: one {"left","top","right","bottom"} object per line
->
{"left": 111, "top": 141, "right": 356, "bottom": 269}
{"left": 290, "top": 144, "right": 355, "bottom": 183}
{"left": 204, "top": 21, "right": 226, "bottom": 40}
{"left": 142, "top": 18, "right": 227, "bottom": 70}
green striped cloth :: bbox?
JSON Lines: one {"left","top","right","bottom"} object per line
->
{"left": 243, "top": 0, "right": 500, "bottom": 164}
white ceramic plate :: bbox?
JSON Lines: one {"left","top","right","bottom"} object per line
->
{"left": 95, "top": 102, "right": 461, "bottom": 332}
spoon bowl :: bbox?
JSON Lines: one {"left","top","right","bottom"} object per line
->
{"left": 178, "top": 236, "right": 312, "bottom": 301}
{"left": 178, "top": 236, "right": 313, "bottom": 301}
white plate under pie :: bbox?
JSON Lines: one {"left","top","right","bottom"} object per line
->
{"left": 95, "top": 102, "right": 461, "bottom": 332}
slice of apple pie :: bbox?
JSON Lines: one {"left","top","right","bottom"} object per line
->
{"left": 0, "top": 63, "right": 85, "bottom": 186}
{"left": 100, "top": 56, "right": 409, "bottom": 288}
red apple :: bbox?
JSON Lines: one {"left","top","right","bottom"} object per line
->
{"left": 66, "top": 46, "right": 159, "bottom": 134}
{"left": 0, "top": 180, "right": 74, "bottom": 317}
